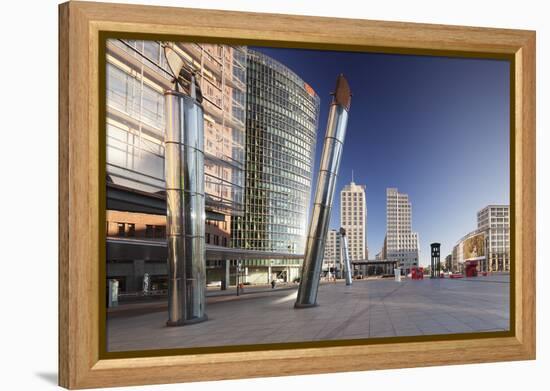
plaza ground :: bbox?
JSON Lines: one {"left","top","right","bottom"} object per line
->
{"left": 107, "top": 274, "right": 510, "bottom": 352}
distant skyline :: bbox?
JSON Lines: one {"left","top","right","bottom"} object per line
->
{"left": 251, "top": 46, "right": 510, "bottom": 266}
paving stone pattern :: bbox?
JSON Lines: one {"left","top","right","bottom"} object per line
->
{"left": 107, "top": 274, "right": 510, "bottom": 352}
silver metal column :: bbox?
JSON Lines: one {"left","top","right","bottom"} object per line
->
{"left": 165, "top": 85, "right": 207, "bottom": 326}
{"left": 340, "top": 228, "right": 353, "bottom": 286}
{"left": 295, "top": 74, "right": 352, "bottom": 308}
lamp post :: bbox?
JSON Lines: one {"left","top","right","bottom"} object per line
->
{"left": 236, "top": 260, "right": 241, "bottom": 296}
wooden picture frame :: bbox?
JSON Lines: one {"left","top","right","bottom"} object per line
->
{"left": 59, "top": 1, "right": 536, "bottom": 389}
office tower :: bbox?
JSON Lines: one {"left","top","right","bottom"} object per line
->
{"left": 452, "top": 205, "right": 510, "bottom": 273}
{"left": 340, "top": 181, "right": 367, "bottom": 260}
{"left": 384, "top": 187, "right": 420, "bottom": 274}
{"left": 323, "top": 229, "right": 342, "bottom": 275}
{"left": 477, "top": 205, "right": 510, "bottom": 271}
{"left": 232, "top": 49, "right": 320, "bottom": 280}
{"left": 231, "top": 50, "right": 320, "bottom": 283}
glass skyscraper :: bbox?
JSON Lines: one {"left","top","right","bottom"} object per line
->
{"left": 232, "top": 50, "right": 320, "bottom": 263}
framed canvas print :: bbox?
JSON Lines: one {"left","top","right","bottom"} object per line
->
{"left": 58, "top": 1, "right": 536, "bottom": 389}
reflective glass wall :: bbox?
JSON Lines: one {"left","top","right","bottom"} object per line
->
{"left": 232, "top": 50, "right": 320, "bottom": 256}
{"left": 106, "top": 39, "right": 247, "bottom": 215}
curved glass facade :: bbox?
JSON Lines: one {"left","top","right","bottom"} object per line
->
{"left": 232, "top": 50, "right": 320, "bottom": 256}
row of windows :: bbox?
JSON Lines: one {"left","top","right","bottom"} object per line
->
{"left": 247, "top": 59, "right": 319, "bottom": 119}
{"left": 246, "top": 70, "right": 318, "bottom": 114}
{"left": 205, "top": 233, "right": 228, "bottom": 247}
{"left": 114, "top": 222, "right": 166, "bottom": 238}
{"left": 247, "top": 91, "right": 317, "bottom": 129}
{"left": 244, "top": 200, "right": 307, "bottom": 213}
{"left": 245, "top": 189, "right": 308, "bottom": 206}
{"left": 107, "top": 63, "right": 165, "bottom": 131}
{"left": 231, "top": 239, "right": 303, "bottom": 252}
{"left": 247, "top": 106, "right": 316, "bottom": 138}
{"left": 247, "top": 125, "right": 313, "bottom": 163}
{"left": 342, "top": 214, "right": 365, "bottom": 219}
{"left": 247, "top": 66, "right": 319, "bottom": 113}
{"left": 246, "top": 157, "right": 311, "bottom": 182}
{"left": 247, "top": 177, "right": 310, "bottom": 197}
{"left": 245, "top": 136, "right": 313, "bottom": 171}
{"left": 107, "top": 123, "right": 165, "bottom": 182}
{"left": 248, "top": 94, "right": 317, "bottom": 130}
{"left": 246, "top": 169, "right": 311, "bottom": 189}
{"left": 236, "top": 220, "right": 305, "bottom": 233}
{"left": 342, "top": 221, "right": 364, "bottom": 226}
{"left": 342, "top": 195, "right": 364, "bottom": 200}
{"left": 248, "top": 112, "right": 315, "bottom": 144}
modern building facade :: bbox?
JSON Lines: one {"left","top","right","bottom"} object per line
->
{"left": 106, "top": 39, "right": 247, "bottom": 292}
{"left": 106, "top": 39, "right": 247, "bottom": 215}
{"left": 323, "top": 229, "right": 342, "bottom": 276}
{"left": 105, "top": 41, "right": 320, "bottom": 291}
{"left": 340, "top": 181, "right": 368, "bottom": 261}
{"left": 477, "top": 205, "right": 511, "bottom": 272}
{"left": 452, "top": 205, "right": 510, "bottom": 273}
{"left": 444, "top": 254, "right": 453, "bottom": 271}
{"left": 451, "top": 245, "right": 463, "bottom": 273}
{"left": 231, "top": 50, "right": 320, "bottom": 283}
{"left": 452, "top": 228, "right": 487, "bottom": 272}
{"left": 383, "top": 188, "right": 420, "bottom": 274}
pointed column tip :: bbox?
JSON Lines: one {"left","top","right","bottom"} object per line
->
{"left": 333, "top": 74, "right": 352, "bottom": 111}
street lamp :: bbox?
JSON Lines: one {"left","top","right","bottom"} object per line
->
{"left": 236, "top": 260, "right": 241, "bottom": 296}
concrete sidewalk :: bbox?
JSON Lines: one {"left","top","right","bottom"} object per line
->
{"left": 107, "top": 275, "right": 510, "bottom": 352}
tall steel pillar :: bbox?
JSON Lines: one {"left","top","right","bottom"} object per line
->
{"left": 340, "top": 228, "right": 353, "bottom": 286}
{"left": 164, "top": 78, "right": 207, "bottom": 326}
{"left": 295, "top": 74, "right": 352, "bottom": 308}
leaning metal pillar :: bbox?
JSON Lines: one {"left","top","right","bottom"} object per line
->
{"left": 340, "top": 228, "right": 353, "bottom": 286}
{"left": 165, "top": 80, "right": 207, "bottom": 326}
{"left": 295, "top": 74, "right": 352, "bottom": 308}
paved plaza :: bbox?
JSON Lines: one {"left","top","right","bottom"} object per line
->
{"left": 107, "top": 274, "right": 510, "bottom": 352}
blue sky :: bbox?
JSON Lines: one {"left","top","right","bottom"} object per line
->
{"left": 251, "top": 46, "right": 510, "bottom": 266}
